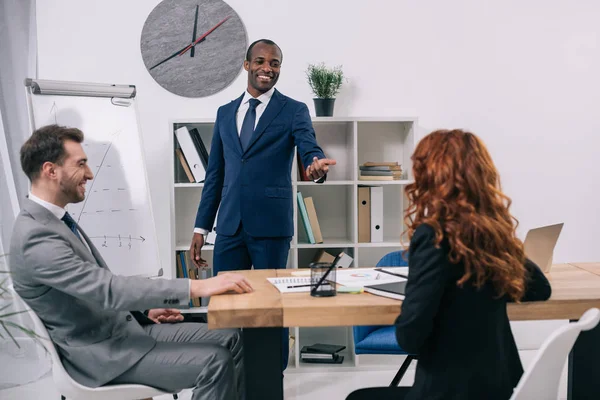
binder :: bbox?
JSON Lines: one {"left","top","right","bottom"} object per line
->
{"left": 189, "top": 128, "right": 209, "bottom": 169}
{"left": 358, "top": 186, "right": 371, "bottom": 242}
{"left": 304, "top": 197, "right": 324, "bottom": 244}
{"left": 175, "top": 126, "right": 205, "bottom": 182}
{"left": 370, "top": 186, "right": 383, "bottom": 242}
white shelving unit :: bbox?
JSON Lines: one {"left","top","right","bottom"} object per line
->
{"left": 169, "top": 116, "right": 417, "bottom": 371}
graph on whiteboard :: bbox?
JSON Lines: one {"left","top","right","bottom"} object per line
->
{"left": 28, "top": 95, "right": 161, "bottom": 277}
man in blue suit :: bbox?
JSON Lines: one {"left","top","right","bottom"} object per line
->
{"left": 189, "top": 39, "right": 336, "bottom": 370}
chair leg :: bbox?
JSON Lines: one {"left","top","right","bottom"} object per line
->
{"left": 389, "top": 355, "right": 414, "bottom": 387}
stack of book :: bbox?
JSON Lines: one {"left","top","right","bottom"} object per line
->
{"left": 359, "top": 161, "right": 403, "bottom": 181}
{"left": 300, "top": 343, "right": 345, "bottom": 364}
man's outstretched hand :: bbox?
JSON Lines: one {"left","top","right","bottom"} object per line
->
{"left": 306, "top": 156, "right": 337, "bottom": 180}
{"left": 191, "top": 272, "right": 254, "bottom": 298}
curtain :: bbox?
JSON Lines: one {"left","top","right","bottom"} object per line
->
{"left": 0, "top": 0, "right": 51, "bottom": 391}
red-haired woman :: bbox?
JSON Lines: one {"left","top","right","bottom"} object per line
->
{"left": 347, "top": 130, "right": 551, "bottom": 400}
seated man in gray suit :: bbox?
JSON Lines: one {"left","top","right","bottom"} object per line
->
{"left": 9, "top": 124, "right": 253, "bottom": 400}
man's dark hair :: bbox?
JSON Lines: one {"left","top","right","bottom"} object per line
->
{"left": 20, "top": 124, "right": 84, "bottom": 181}
{"left": 245, "top": 39, "right": 283, "bottom": 62}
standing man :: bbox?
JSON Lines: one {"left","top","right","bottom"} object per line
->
{"left": 190, "top": 39, "right": 336, "bottom": 369}
{"left": 10, "top": 125, "right": 252, "bottom": 400}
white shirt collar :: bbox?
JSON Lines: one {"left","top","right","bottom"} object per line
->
{"left": 28, "top": 192, "right": 66, "bottom": 220}
{"left": 242, "top": 87, "right": 275, "bottom": 106}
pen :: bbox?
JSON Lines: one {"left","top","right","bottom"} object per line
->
{"left": 287, "top": 283, "right": 315, "bottom": 289}
{"left": 374, "top": 268, "right": 408, "bottom": 279}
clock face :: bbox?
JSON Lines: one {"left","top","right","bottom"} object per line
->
{"left": 140, "top": 0, "right": 248, "bottom": 98}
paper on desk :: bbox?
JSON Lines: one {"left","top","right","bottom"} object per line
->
{"left": 333, "top": 268, "right": 407, "bottom": 288}
{"left": 267, "top": 277, "right": 312, "bottom": 293}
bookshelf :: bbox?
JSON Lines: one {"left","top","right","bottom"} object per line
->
{"left": 169, "top": 116, "right": 417, "bottom": 371}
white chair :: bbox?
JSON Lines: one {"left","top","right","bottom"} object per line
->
{"left": 510, "top": 307, "right": 600, "bottom": 400}
{"left": 11, "top": 288, "right": 179, "bottom": 400}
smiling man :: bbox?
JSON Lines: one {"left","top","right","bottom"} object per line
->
{"left": 10, "top": 125, "right": 253, "bottom": 400}
{"left": 189, "top": 39, "right": 336, "bottom": 371}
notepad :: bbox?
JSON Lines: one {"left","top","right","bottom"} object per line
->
{"left": 267, "top": 277, "right": 312, "bottom": 293}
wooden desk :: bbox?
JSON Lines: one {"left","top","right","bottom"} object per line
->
{"left": 571, "top": 262, "right": 600, "bottom": 277}
{"left": 209, "top": 264, "right": 600, "bottom": 400}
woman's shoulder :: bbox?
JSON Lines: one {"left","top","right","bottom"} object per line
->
{"left": 412, "top": 223, "right": 438, "bottom": 243}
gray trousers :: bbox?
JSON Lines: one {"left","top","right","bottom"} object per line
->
{"left": 109, "top": 322, "right": 244, "bottom": 400}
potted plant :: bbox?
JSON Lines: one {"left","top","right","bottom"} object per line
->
{"left": 0, "top": 254, "right": 40, "bottom": 346}
{"left": 306, "top": 63, "right": 344, "bottom": 117}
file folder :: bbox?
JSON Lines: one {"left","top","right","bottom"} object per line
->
{"left": 370, "top": 186, "right": 383, "bottom": 242}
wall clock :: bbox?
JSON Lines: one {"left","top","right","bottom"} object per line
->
{"left": 140, "top": 0, "right": 248, "bottom": 98}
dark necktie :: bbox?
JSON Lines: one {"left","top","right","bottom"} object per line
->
{"left": 239, "top": 98, "right": 261, "bottom": 152}
{"left": 62, "top": 212, "right": 82, "bottom": 241}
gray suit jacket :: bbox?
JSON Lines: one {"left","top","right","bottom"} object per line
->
{"left": 9, "top": 199, "right": 190, "bottom": 387}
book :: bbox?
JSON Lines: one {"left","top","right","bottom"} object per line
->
{"left": 189, "top": 128, "right": 209, "bottom": 169}
{"left": 359, "top": 165, "right": 402, "bottom": 171}
{"left": 364, "top": 280, "right": 408, "bottom": 300}
{"left": 301, "top": 353, "right": 344, "bottom": 364}
{"left": 363, "top": 161, "right": 399, "bottom": 167}
{"left": 359, "top": 170, "right": 403, "bottom": 176}
{"left": 304, "top": 343, "right": 346, "bottom": 354}
{"left": 175, "top": 148, "right": 194, "bottom": 183}
{"left": 359, "top": 175, "right": 402, "bottom": 181}
{"left": 297, "top": 192, "right": 315, "bottom": 243}
{"left": 303, "top": 197, "right": 324, "bottom": 243}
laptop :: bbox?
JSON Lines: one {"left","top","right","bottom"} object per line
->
{"left": 523, "top": 223, "right": 564, "bottom": 273}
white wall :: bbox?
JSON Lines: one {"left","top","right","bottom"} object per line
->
{"left": 35, "top": 0, "right": 600, "bottom": 271}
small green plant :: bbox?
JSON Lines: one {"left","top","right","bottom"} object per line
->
{"left": 0, "top": 254, "right": 42, "bottom": 348}
{"left": 306, "top": 63, "right": 344, "bottom": 99}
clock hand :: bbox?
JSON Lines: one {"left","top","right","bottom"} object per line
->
{"left": 179, "top": 15, "right": 231, "bottom": 56}
{"left": 191, "top": 4, "right": 199, "bottom": 58}
{"left": 149, "top": 38, "right": 206, "bottom": 71}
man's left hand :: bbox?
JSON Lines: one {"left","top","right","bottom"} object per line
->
{"left": 147, "top": 308, "right": 184, "bottom": 324}
{"left": 306, "top": 157, "right": 337, "bottom": 180}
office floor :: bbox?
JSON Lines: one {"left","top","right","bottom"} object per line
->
{"left": 0, "top": 369, "right": 400, "bottom": 400}
{"left": 0, "top": 365, "right": 568, "bottom": 400}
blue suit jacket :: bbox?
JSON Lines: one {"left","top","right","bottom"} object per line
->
{"left": 194, "top": 89, "right": 325, "bottom": 237}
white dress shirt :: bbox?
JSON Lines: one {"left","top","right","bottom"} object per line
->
{"left": 28, "top": 193, "right": 91, "bottom": 253}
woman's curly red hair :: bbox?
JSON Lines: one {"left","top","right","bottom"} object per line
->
{"left": 404, "top": 129, "right": 527, "bottom": 301}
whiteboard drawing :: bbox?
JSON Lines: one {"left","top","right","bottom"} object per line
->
{"left": 28, "top": 94, "right": 161, "bottom": 278}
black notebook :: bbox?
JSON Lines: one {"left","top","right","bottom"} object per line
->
{"left": 304, "top": 343, "right": 346, "bottom": 354}
{"left": 364, "top": 280, "right": 407, "bottom": 300}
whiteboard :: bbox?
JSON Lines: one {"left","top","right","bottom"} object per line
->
{"left": 27, "top": 91, "right": 161, "bottom": 278}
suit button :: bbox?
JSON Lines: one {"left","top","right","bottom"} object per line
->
{"left": 126, "top": 315, "right": 132, "bottom": 321}
{"left": 242, "top": 159, "right": 246, "bottom": 163}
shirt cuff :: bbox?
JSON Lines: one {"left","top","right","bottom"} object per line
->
{"left": 194, "top": 227, "right": 209, "bottom": 235}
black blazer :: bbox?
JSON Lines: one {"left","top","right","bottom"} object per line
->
{"left": 395, "top": 224, "right": 551, "bottom": 400}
